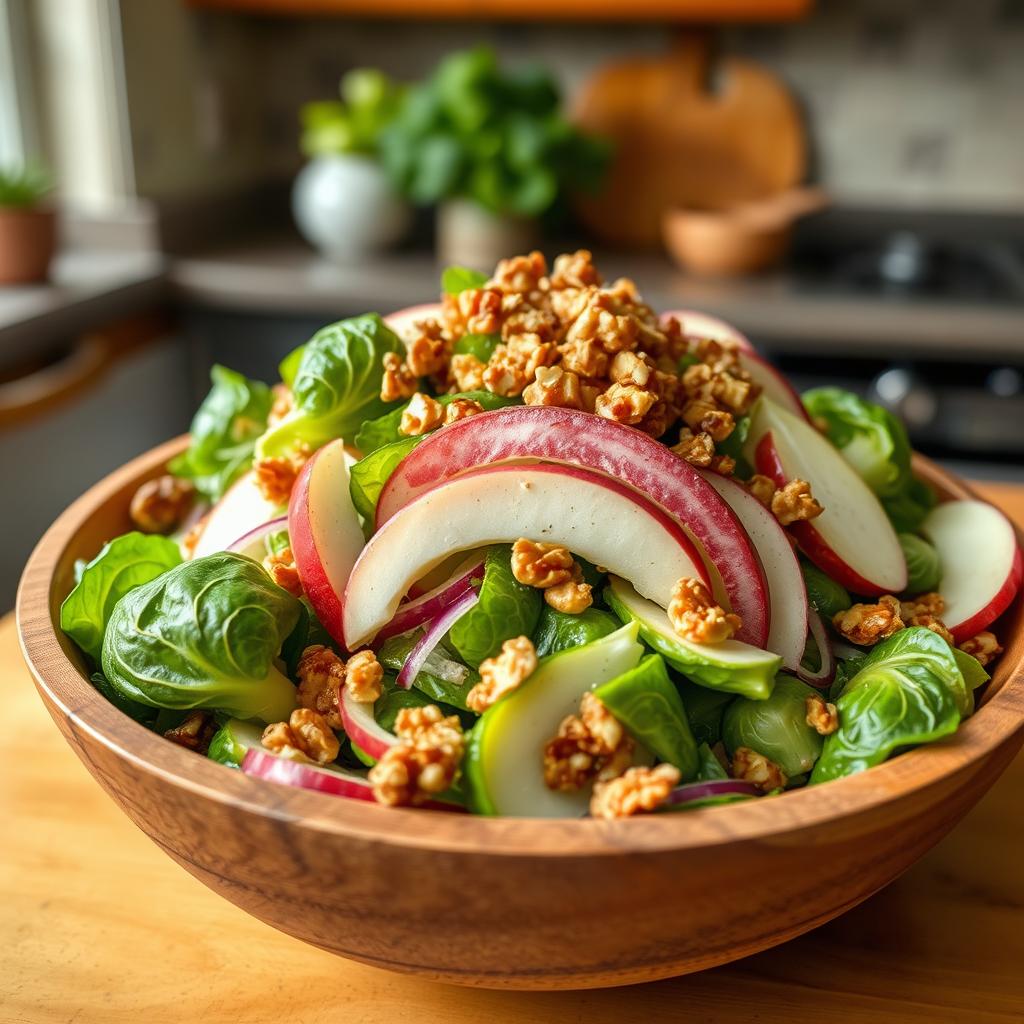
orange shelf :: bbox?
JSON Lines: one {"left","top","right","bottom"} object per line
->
{"left": 187, "top": 0, "right": 812, "bottom": 21}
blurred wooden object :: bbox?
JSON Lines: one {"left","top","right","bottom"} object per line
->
{"left": 575, "top": 35, "right": 807, "bottom": 247}
{"left": 188, "top": 0, "right": 813, "bottom": 20}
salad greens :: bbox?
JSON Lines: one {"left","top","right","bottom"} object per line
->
{"left": 378, "top": 628, "right": 478, "bottom": 710}
{"left": 257, "top": 314, "right": 402, "bottom": 461}
{"left": 811, "top": 628, "right": 967, "bottom": 783}
{"left": 675, "top": 679, "right": 734, "bottom": 747}
{"left": 800, "top": 560, "right": 851, "bottom": 619}
{"left": 349, "top": 435, "right": 423, "bottom": 525}
{"left": 449, "top": 545, "right": 542, "bottom": 667}
{"left": 168, "top": 365, "right": 272, "bottom": 501}
{"left": 441, "top": 265, "right": 488, "bottom": 294}
{"left": 60, "top": 532, "right": 183, "bottom": 664}
{"left": 803, "top": 387, "right": 936, "bottom": 532}
{"left": 102, "top": 553, "right": 303, "bottom": 723}
{"left": 899, "top": 532, "right": 942, "bottom": 594}
{"left": 452, "top": 332, "right": 501, "bottom": 363}
{"left": 531, "top": 604, "right": 619, "bottom": 657}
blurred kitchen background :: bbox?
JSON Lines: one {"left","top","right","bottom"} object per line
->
{"left": 1, "top": 0, "right": 1023, "bottom": 607}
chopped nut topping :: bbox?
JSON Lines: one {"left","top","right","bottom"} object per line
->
{"left": 559, "top": 335, "right": 609, "bottom": 379}
{"left": 682, "top": 399, "right": 735, "bottom": 443}
{"left": 254, "top": 448, "right": 309, "bottom": 505}
{"left": 129, "top": 475, "right": 195, "bottom": 534}
{"left": 381, "top": 351, "right": 419, "bottom": 402}
{"left": 668, "top": 576, "right": 742, "bottom": 645}
{"left": 523, "top": 364, "right": 583, "bottom": 409}
{"left": 771, "top": 478, "right": 824, "bottom": 526}
{"left": 466, "top": 636, "right": 538, "bottom": 713}
{"left": 595, "top": 382, "right": 657, "bottom": 425}
{"left": 443, "top": 397, "right": 485, "bottom": 425}
{"left": 405, "top": 319, "right": 449, "bottom": 377}
{"left": 671, "top": 429, "right": 715, "bottom": 467}
{"left": 731, "top": 746, "right": 787, "bottom": 791}
{"left": 296, "top": 644, "right": 345, "bottom": 729}
{"left": 543, "top": 692, "right": 634, "bottom": 791}
{"left": 263, "top": 546, "right": 303, "bottom": 597}
{"left": 164, "top": 711, "right": 216, "bottom": 754}
{"left": 490, "top": 250, "right": 547, "bottom": 295}
{"left": 511, "top": 538, "right": 576, "bottom": 588}
{"left": 268, "top": 383, "right": 293, "bottom": 427}
{"left": 708, "top": 454, "right": 736, "bottom": 476}
{"left": 912, "top": 614, "right": 955, "bottom": 645}
{"left": 482, "top": 347, "right": 531, "bottom": 397}
{"left": 805, "top": 695, "right": 839, "bottom": 736}
{"left": 833, "top": 595, "right": 904, "bottom": 646}
{"left": 590, "top": 763, "right": 680, "bottom": 820}
{"left": 609, "top": 350, "right": 653, "bottom": 388}
{"left": 544, "top": 571, "right": 593, "bottom": 614}
{"left": 959, "top": 630, "right": 1003, "bottom": 667}
{"left": 399, "top": 392, "right": 446, "bottom": 436}
{"left": 900, "top": 593, "right": 945, "bottom": 620}
{"left": 549, "top": 249, "right": 602, "bottom": 291}
{"left": 262, "top": 709, "right": 339, "bottom": 765}
{"left": 345, "top": 649, "right": 384, "bottom": 703}
{"left": 745, "top": 474, "right": 777, "bottom": 508}
{"left": 449, "top": 353, "right": 487, "bottom": 392}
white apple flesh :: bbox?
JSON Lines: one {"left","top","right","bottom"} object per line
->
{"left": 190, "top": 470, "right": 282, "bottom": 559}
{"left": 746, "top": 399, "right": 907, "bottom": 596}
{"left": 242, "top": 748, "right": 375, "bottom": 802}
{"left": 288, "top": 439, "right": 367, "bottom": 644}
{"left": 376, "top": 406, "right": 770, "bottom": 647}
{"left": 699, "top": 469, "right": 808, "bottom": 671}
{"left": 921, "top": 499, "right": 1023, "bottom": 643}
{"left": 343, "top": 462, "right": 710, "bottom": 650}
{"left": 384, "top": 302, "right": 443, "bottom": 342}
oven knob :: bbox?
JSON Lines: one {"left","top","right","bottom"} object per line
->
{"left": 870, "top": 368, "right": 937, "bottom": 428}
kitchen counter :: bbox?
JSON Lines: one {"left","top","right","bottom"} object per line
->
{"left": 3, "top": 481, "right": 1024, "bottom": 1023}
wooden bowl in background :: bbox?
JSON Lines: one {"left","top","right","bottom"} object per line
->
{"left": 16, "top": 438, "right": 1024, "bottom": 990}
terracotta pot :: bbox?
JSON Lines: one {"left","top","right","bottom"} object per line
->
{"left": 437, "top": 199, "right": 537, "bottom": 270}
{"left": 0, "top": 205, "right": 57, "bottom": 285}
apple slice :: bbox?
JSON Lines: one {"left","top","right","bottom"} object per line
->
{"left": 288, "top": 439, "right": 366, "bottom": 643}
{"left": 698, "top": 469, "right": 808, "bottom": 672}
{"left": 340, "top": 689, "right": 398, "bottom": 760}
{"left": 384, "top": 302, "right": 443, "bottom": 342}
{"left": 343, "top": 462, "right": 710, "bottom": 650}
{"left": 376, "top": 406, "right": 769, "bottom": 648}
{"left": 921, "top": 499, "right": 1023, "bottom": 643}
{"left": 242, "top": 747, "right": 376, "bottom": 802}
{"left": 746, "top": 399, "right": 907, "bottom": 596}
{"left": 190, "top": 470, "right": 282, "bottom": 559}
{"left": 661, "top": 308, "right": 754, "bottom": 350}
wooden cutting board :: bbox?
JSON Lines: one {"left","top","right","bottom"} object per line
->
{"left": 574, "top": 35, "right": 807, "bottom": 247}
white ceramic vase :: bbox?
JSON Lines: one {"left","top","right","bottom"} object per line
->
{"left": 292, "top": 155, "right": 411, "bottom": 262}
{"left": 436, "top": 198, "right": 538, "bottom": 270}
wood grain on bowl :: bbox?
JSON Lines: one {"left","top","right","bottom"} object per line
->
{"left": 16, "top": 439, "right": 1024, "bottom": 990}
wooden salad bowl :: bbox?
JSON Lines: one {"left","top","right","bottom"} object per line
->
{"left": 16, "top": 437, "right": 1024, "bottom": 990}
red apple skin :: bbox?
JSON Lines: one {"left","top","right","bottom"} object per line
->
{"left": 755, "top": 431, "right": 894, "bottom": 597}
{"left": 242, "top": 748, "right": 375, "bottom": 802}
{"left": 288, "top": 442, "right": 344, "bottom": 643}
{"left": 948, "top": 544, "right": 1022, "bottom": 643}
{"left": 376, "top": 406, "right": 770, "bottom": 647}
{"left": 340, "top": 691, "right": 396, "bottom": 760}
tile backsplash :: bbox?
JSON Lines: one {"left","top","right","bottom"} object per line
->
{"left": 121, "top": 0, "right": 1024, "bottom": 211}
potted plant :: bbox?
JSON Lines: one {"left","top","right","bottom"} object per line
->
{"left": 0, "top": 164, "right": 56, "bottom": 286}
{"left": 379, "top": 47, "right": 609, "bottom": 269}
{"left": 292, "top": 69, "right": 412, "bottom": 262}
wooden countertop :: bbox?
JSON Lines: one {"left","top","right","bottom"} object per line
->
{"left": 4, "top": 480, "right": 1024, "bottom": 1023}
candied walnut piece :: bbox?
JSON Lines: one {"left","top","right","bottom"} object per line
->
{"left": 668, "top": 576, "right": 742, "bottom": 645}
{"left": 345, "top": 649, "right": 384, "bottom": 703}
{"left": 263, "top": 546, "right": 303, "bottom": 597}
{"left": 449, "top": 353, "right": 486, "bottom": 392}
{"left": 912, "top": 614, "right": 955, "bottom": 645}
{"left": 731, "top": 746, "right": 788, "bottom": 792}
{"left": 833, "top": 595, "right": 904, "bottom": 646}
{"left": 609, "top": 350, "right": 652, "bottom": 388}
{"left": 254, "top": 448, "right": 309, "bottom": 505}
{"left": 466, "top": 636, "right": 538, "bottom": 712}
{"left": 489, "top": 250, "right": 547, "bottom": 294}
{"left": 444, "top": 397, "right": 485, "bottom": 425}
{"left": 405, "top": 319, "right": 449, "bottom": 377}
{"left": 595, "top": 382, "right": 657, "bottom": 425}
{"left": 129, "top": 475, "right": 195, "bottom": 534}
{"left": 549, "top": 249, "right": 602, "bottom": 290}
{"left": 399, "top": 392, "right": 446, "bottom": 437}
{"left": 805, "top": 695, "right": 839, "bottom": 736}
{"left": 511, "top": 538, "right": 576, "bottom": 588}
{"left": 590, "top": 763, "right": 680, "bottom": 820}
{"left": 559, "top": 335, "right": 609, "bottom": 379}
{"left": 771, "top": 478, "right": 824, "bottom": 526}
{"left": 522, "top": 364, "right": 583, "bottom": 409}
{"left": 959, "top": 631, "right": 1003, "bottom": 667}
{"left": 681, "top": 398, "right": 735, "bottom": 443}
{"left": 671, "top": 429, "right": 715, "bottom": 468}
{"left": 708, "top": 454, "right": 736, "bottom": 476}
{"left": 381, "top": 351, "right": 419, "bottom": 402}
{"left": 482, "top": 347, "right": 531, "bottom": 397}
{"left": 565, "top": 291, "right": 640, "bottom": 356}
{"left": 544, "top": 573, "right": 593, "bottom": 614}
{"left": 296, "top": 644, "right": 345, "bottom": 729}
{"left": 745, "top": 474, "right": 777, "bottom": 508}
{"left": 164, "top": 711, "right": 216, "bottom": 754}
{"left": 900, "top": 593, "right": 945, "bottom": 620}
{"left": 543, "top": 692, "right": 634, "bottom": 792}
{"left": 262, "top": 709, "right": 339, "bottom": 765}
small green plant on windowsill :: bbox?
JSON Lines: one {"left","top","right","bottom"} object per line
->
{"left": 0, "top": 163, "right": 57, "bottom": 284}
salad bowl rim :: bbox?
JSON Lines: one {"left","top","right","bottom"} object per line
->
{"left": 17, "top": 435, "right": 1024, "bottom": 858}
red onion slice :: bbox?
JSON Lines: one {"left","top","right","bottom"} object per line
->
{"left": 797, "top": 607, "right": 836, "bottom": 688}
{"left": 396, "top": 588, "right": 479, "bottom": 690}
{"left": 340, "top": 688, "right": 399, "bottom": 760}
{"left": 664, "top": 778, "right": 762, "bottom": 808}
{"left": 375, "top": 556, "right": 485, "bottom": 645}
{"left": 227, "top": 515, "right": 289, "bottom": 560}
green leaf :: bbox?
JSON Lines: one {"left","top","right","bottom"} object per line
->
{"left": 531, "top": 604, "right": 619, "bottom": 657}
{"left": 674, "top": 678, "right": 734, "bottom": 747}
{"left": 168, "top": 365, "right": 272, "bottom": 501}
{"left": 952, "top": 648, "right": 989, "bottom": 692}
{"left": 899, "top": 533, "right": 942, "bottom": 594}
{"left": 354, "top": 390, "right": 518, "bottom": 455}
{"left": 695, "top": 742, "right": 728, "bottom": 781}
{"left": 800, "top": 559, "right": 851, "bottom": 619}
{"left": 101, "top": 552, "right": 302, "bottom": 723}
{"left": 448, "top": 545, "right": 542, "bottom": 668}
{"left": 452, "top": 333, "right": 500, "bottom": 362}
{"left": 90, "top": 671, "right": 159, "bottom": 725}
{"left": 811, "top": 627, "right": 965, "bottom": 783}
{"left": 595, "top": 654, "right": 699, "bottom": 780}
{"left": 377, "top": 629, "right": 478, "bottom": 710}
{"left": 803, "top": 387, "right": 936, "bottom": 532}
{"left": 723, "top": 674, "right": 825, "bottom": 778}
{"left": 349, "top": 436, "right": 423, "bottom": 526}
{"left": 257, "top": 314, "right": 402, "bottom": 461}
{"left": 60, "top": 532, "right": 183, "bottom": 664}
{"left": 441, "top": 266, "right": 489, "bottom": 294}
